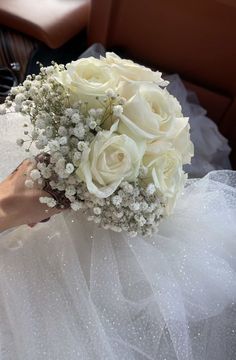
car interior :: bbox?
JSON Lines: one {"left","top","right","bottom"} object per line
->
{"left": 0, "top": 0, "right": 235, "bottom": 168}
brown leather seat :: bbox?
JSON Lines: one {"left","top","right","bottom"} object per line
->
{"left": 88, "top": 0, "right": 236, "bottom": 167}
{"left": 0, "top": 0, "right": 90, "bottom": 48}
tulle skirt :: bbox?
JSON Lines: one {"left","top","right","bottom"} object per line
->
{"left": 0, "top": 171, "right": 236, "bottom": 360}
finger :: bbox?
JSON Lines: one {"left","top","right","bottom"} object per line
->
{"left": 7, "top": 160, "right": 26, "bottom": 180}
{"left": 9, "top": 159, "right": 36, "bottom": 181}
{"left": 20, "top": 159, "right": 36, "bottom": 176}
{"left": 37, "top": 197, "right": 62, "bottom": 220}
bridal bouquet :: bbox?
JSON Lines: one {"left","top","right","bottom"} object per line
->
{"left": 1, "top": 53, "right": 193, "bottom": 236}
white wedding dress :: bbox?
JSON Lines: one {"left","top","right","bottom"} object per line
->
{"left": 0, "top": 77, "right": 236, "bottom": 360}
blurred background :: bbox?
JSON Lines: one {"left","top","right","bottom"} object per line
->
{"left": 0, "top": 0, "right": 235, "bottom": 169}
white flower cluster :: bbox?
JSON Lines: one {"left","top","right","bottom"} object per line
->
{"left": 86, "top": 181, "right": 165, "bottom": 237}
{"left": 3, "top": 53, "right": 194, "bottom": 236}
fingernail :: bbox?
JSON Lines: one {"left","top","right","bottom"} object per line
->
{"left": 40, "top": 217, "right": 51, "bottom": 223}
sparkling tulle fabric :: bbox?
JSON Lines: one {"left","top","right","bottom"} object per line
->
{"left": 0, "top": 78, "right": 235, "bottom": 360}
{"left": 0, "top": 172, "right": 236, "bottom": 360}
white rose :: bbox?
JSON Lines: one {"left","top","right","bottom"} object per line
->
{"left": 118, "top": 82, "right": 189, "bottom": 142}
{"left": 55, "top": 57, "right": 118, "bottom": 106}
{"left": 172, "top": 122, "right": 194, "bottom": 164}
{"left": 77, "top": 122, "right": 145, "bottom": 198}
{"left": 147, "top": 124, "right": 194, "bottom": 166}
{"left": 101, "top": 52, "right": 168, "bottom": 86}
{"left": 143, "top": 141, "right": 187, "bottom": 214}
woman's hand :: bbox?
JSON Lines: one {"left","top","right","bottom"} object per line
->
{"left": 0, "top": 159, "right": 61, "bottom": 231}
